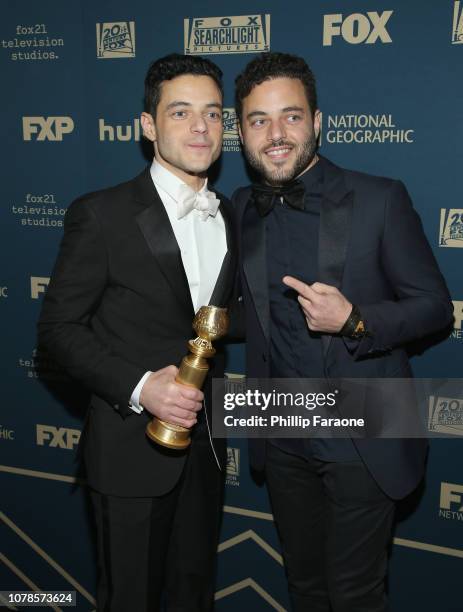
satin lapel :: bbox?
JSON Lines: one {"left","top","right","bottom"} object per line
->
{"left": 209, "top": 200, "right": 236, "bottom": 307}
{"left": 134, "top": 170, "right": 194, "bottom": 318}
{"left": 242, "top": 199, "right": 269, "bottom": 342}
{"left": 318, "top": 157, "right": 354, "bottom": 357}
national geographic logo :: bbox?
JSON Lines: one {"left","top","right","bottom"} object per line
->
{"left": 452, "top": 1, "right": 463, "bottom": 44}
{"left": 31, "top": 276, "right": 49, "bottom": 299}
{"left": 23, "top": 116, "right": 74, "bottom": 141}
{"left": 0, "top": 286, "right": 7, "bottom": 298}
{"left": 226, "top": 447, "right": 240, "bottom": 487}
{"left": 451, "top": 300, "right": 463, "bottom": 341}
{"left": 439, "top": 482, "right": 463, "bottom": 521}
{"left": 36, "top": 424, "right": 81, "bottom": 450}
{"left": 323, "top": 11, "right": 393, "bottom": 46}
{"left": 322, "top": 114, "right": 414, "bottom": 145}
{"left": 439, "top": 209, "right": 463, "bottom": 247}
{"left": 222, "top": 108, "right": 241, "bottom": 152}
{"left": 0, "top": 426, "right": 15, "bottom": 441}
{"left": 184, "top": 15, "right": 270, "bottom": 55}
{"left": 428, "top": 396, "right": 463, "bottom": 436}
{"left": 96, "top": 22, "right": 135, "bottom": 58}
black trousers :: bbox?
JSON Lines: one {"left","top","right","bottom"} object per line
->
{"left": 265, "top": 443, "right": 395, "bottom": 612}
{"left": 90, "top": 436, "right": 223, "bottom": 612}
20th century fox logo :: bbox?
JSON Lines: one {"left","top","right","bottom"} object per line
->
{"left": 439, "top": 209, "right": 463, "bottom": 247}
{"left": 184, "top": 15, "right": 270, "bottom": 54}
{"left": 222, "top": 108, "right": 241, "bottom": 152}
{"left": 226, "top": 447, "right": 240, "bottom": 487}
{"left": 96, "top": 22, "right": 135, "bottom": 58}
{"left": 452, "top": 1, "right": 463, "bottom": 44}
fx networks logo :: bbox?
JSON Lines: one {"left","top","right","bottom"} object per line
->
{"left": 36, "top": 424, "right": 81, "bottom": 450}
{"left": 323, "top": 11, "right": 393, "bottom": 46}
{"left": 439, "top": 482, "right": 463, "bottom": 521}
{"left": 451, "top": 300, "right": 463, "bottom": 340}
{"left": 96, "top": 21, "right": 135, "bottom": 58}
{"left": 23, "top": 116, "right": 74, "bottom": 141}
{"left": 439, "top": 209, "right": 463, "bottom": 247}
{"left": 226, "top": 447, "right": 240, "bottom": 486}
{"left": 184, "top": 15, "right": 270, "bottom": 55}
{"left": 31, "top": 276, "right": 49, "bottom": 299}
{"left": 452, "top": 1, "right": 463, "bottom": 44}
{"left": 222, "top": 108, "right": 241, "bottom": 152}
{"left": 428, "top": 396, "right": 463, "bottom": 436}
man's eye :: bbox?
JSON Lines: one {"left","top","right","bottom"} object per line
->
{"left": 287, "top": 115, "right": 301, "bottom": 123}
{"left": 172, "top": 111, "right": 187, "bottom": 118}
{"left": 207, "top": 111, "right": 222, "bottom": 120}
{"left": 251, "top": 119, "right": 266, "bottom": 128}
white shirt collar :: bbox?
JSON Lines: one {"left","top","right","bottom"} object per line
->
{"left": 150, "top": 159, "right": 209, "bottom": 202}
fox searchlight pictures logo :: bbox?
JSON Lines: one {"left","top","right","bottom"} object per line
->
{"left": 184, "top": 14, "right": 270, "bottom": 55}
{"left": 96, "top": 21, "right": 135, "bottom": 58}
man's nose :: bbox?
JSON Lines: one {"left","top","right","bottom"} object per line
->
{"left": 267, "top": 119, "right": 286, "bottom": 143}
{"left": 190, "top": 115, "right": 208, "bottom": 134}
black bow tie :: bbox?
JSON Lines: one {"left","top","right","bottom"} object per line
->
{"left": 251, "top": 180, "right": 306, "bottom": 217}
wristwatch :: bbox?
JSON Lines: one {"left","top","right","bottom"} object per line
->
{"left": 340, "top": 304, "right": 370, "bottom": 339}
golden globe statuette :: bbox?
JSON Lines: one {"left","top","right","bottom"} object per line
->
{"left": 146, "top": 305, "right": 229, "bottom": 450}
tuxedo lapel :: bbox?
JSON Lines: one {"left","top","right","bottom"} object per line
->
{"left": 318, "top": 157, "right": 354, "bottom": 357}
{"left": 209, "top": 198, "right": 236, "bottom": 307}
{"left": 242, "top": 198, "right": 269, "bottom": 342}
{"left": 133, "top": 168, "right": 194, "bottom": 319}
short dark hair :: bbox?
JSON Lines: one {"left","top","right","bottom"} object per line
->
{"left": 235, "top": 52, "right": 318, "bottom": 121}
{"left": 144, "top": 53, "right": 223, "bottom": 118}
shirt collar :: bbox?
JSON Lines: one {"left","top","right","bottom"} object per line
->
{"left": 150, "top": 159, "right": 209, "bottom": 202}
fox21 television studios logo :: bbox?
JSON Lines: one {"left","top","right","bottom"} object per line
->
{"left": 184, "top": 14, "right": 270, "bottom": 55}
{"left": 96, "top": 21, "right": 135, "bottom": 58}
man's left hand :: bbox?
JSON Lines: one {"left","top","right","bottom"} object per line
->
{"left": 283, "top": 276, "right": 352, "bottom": 334}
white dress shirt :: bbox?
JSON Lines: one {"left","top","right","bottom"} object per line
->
{"left": 129, "top": 160, "right": 227, "bottom": 413}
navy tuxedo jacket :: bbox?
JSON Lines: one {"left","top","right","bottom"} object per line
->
{"left": 38, "top": 167, "right": 236, "bottom": 497}
{"left": 233, "top": 155, "right": 453, "bottom": 500}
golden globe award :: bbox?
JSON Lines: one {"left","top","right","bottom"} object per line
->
{"left": 146, "top": 305, "right": 229, "bottom": 450}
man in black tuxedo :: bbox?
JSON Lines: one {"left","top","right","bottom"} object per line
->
{"left": 38, "top": 54, "right": 236, "bottom": 611}
{"left": 233, "top": 52, "right": 453, "bottom": 611}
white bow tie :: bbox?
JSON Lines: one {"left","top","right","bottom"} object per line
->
{"left": 176, "top": 184, "right": 220, "bottom": 221}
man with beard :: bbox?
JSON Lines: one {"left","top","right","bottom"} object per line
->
{"left": 38, "top": 54, "right": 235, "bottom": 611}
{"left": 233, "top": 52, "right": 453, "bottom": 611}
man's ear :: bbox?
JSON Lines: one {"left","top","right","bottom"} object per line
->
{"left": 238, "top": 120, "right": 244, "bottom": 145}
{"left": 313, "top": 109, "right": 321, "bottom": 142}
{"left": 140, "top": 112, "right": 156, "bottom": 142}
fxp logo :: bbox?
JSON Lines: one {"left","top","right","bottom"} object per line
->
{"left": 323, "top": 11, "right": 393, "bottom": 46}
{"left": 23, "top": 117, "right": 74, "bottom": 141}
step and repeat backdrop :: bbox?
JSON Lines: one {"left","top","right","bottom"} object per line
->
{"left": 1, "top": 1, "right": 462, "bottom": 610}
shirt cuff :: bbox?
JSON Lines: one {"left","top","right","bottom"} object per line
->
{"left": 129, "top": 371, "right": 152, "bottom": 413}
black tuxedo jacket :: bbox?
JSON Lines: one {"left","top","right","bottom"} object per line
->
{"left": 38, "top": 167, "right": 236, "bottom": 496}
{"left": 233, "top": 155, "right": 453, "bottom": 500}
